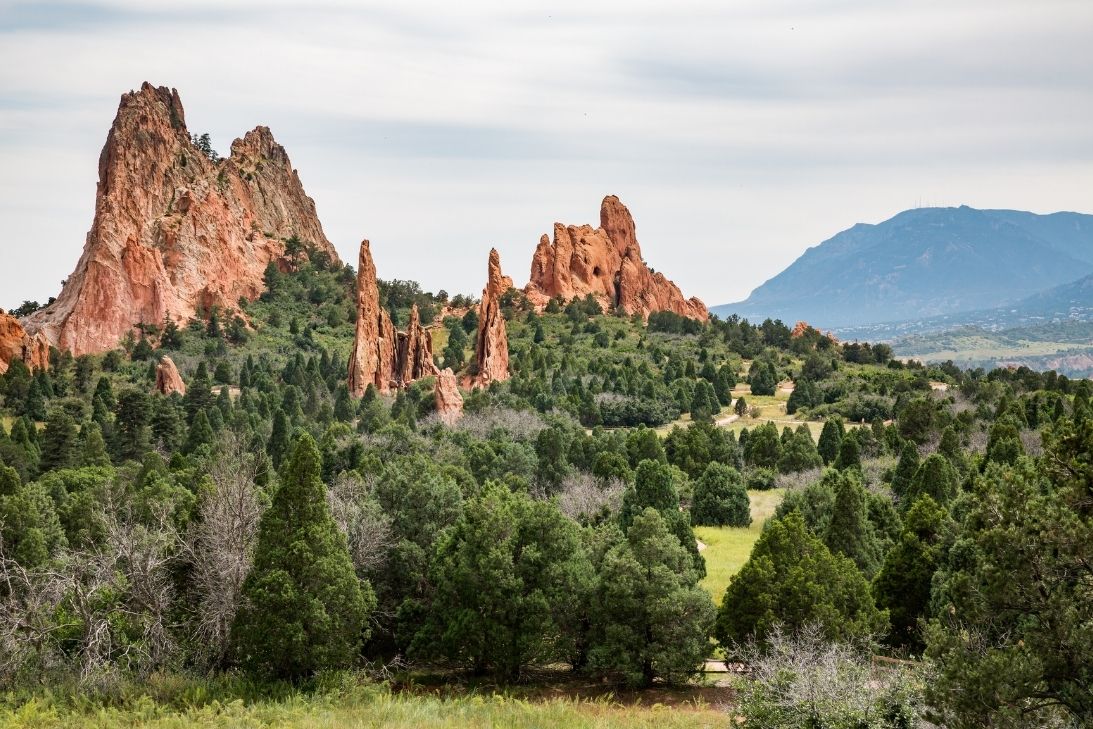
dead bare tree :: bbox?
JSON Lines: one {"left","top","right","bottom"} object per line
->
{"left": 327, "top": 470, "right": 393, "bottom": 577}
{"left": 555, "top": 472, "right": 625, "bottom": 523}
{"left": 181, "top": 430, "right": 267, "bottom": 670}
{"left": 0, "top": 495, "right": 179, "bottom": 687}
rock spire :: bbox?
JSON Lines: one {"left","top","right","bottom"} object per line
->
{"left": 154, "top": 355, "right": 187, "bottom": 396}
{"left": 474, "top": 248, "right": 511, "bottom": 386}
{"left": 433, "top": 368, "right": 464, "bottom": 424}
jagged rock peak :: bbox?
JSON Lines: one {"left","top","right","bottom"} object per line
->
{"left": 474, "top": 248, "right": 511, "bottom": 387}
{"left": 21, "top": 82, "right": 339, "bottom": 357}
{"left": 0, "top": 311, "right": 49, "bottom": 375}
{"left": 524, "top": 195, "right": 708, "bottom": 321}
{"left": 348, "top": 240, "right": 438, "bottom": 396}
{"left": 154, "top": 355, "right": 186, "bottom": 396}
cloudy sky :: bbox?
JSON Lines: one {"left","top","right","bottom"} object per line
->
{"left": 1, "top": 0, "right": 1091, "bottom": 310}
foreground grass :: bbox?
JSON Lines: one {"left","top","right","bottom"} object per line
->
{"left": 695, "top": 489, "right": 785, "bottom": 604}
{"left": 0, "top": 684, "right": 727, "bottom": 729}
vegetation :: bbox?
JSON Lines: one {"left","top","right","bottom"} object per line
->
{"left": 1, "top": 253, "right": 1091, "bottom": 727}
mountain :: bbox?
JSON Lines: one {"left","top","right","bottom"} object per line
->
{"left": 21, "top": 83, "right": 339, "bottom": 357}
{"left": 712, "top": 206, "right": 1093, "bottom": 328}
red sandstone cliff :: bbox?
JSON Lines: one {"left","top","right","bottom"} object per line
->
{"left": 0, "top": 312, "right": 49, "bottom": 375}
{"left": 22, "top": 83, "right": 338, "bottom": 356}
{"left": 524, "top": 196, "right": 707, "bottom": 321}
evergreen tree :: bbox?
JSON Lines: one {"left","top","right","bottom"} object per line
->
{"left": 79, "top": 422, "right": 111, "bottom": 468}
{"left": 415, "top": 483, "right": 590, "bottom": 681}
{"left": 184, "top": 410, "right": 215, "bottom": 454}
{"left": 823, "top": 470, "right": 883, "bottom": 578}
{"left": 691, "top": 463, "right": 750, "bottom": 527}
{"left": 872, "top": 494, "right": 952, "bottom": 652}
{"left": 37, "top": 408, "right": 79, "bottom": 475}
{"left": 891, "top": 441, "right": 919, "bottom": 500}
{"left": 231, "top": 433, "right": 372, "bottom": 679}
{"left": 268, "top": 409, "right": 291, "bottom": 468}
{"left": 589, "top": 508, "right": 715, "bottom": 687}
{"left": 817, "top": 417, "right": 845, "bottom": 465}
{"left": 905, "top": 453, "right": 958, "bottom": 510}
{"left": 715, "top": 512, "right": 886, "bottom": 651}
{"left": 833, "top": 431, "right": 862, "bottom": 471}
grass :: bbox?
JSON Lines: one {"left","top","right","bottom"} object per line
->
{"left": 0, "top": 683, "right": 728, "bottom": 728}
{"left": 695, "top": 489, "right": 785, "bottom": 605}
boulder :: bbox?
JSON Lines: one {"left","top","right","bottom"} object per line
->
{"left": 154, "top": 355, "right": 186, "bottom": 396}
{"left": 0, "top": 311, "right": 49, "bottom": 374}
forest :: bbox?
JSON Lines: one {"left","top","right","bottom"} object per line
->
{"left": 0, "top": 249, "right": 1089, "bottom": 729}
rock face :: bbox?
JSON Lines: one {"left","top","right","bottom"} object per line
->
{"left": 474, "top": 248, "right": 511, "bottom": 386}
{"left": 397, "top": 304, "right": 439, "bottom": 385}
{"left": 154, "top": 355, "right": 186, "bottom": 396}
{"left": 433, "top": 368, "right": 464, "bottom": 424}
{"left": 21, "top": 82, "right": 339, "bottom": 357}
{"left": 348, "top": 240, "right": 438, "bottom": 396}
{"left": 0, "top": 311, "right": 49, "bottom": 375}
{"left": 524, "top": 195, "right": 707, "bottom": 321}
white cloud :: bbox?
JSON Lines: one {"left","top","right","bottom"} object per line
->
{"left": 1, "top": 0, "right": 1091, "bottom": 309}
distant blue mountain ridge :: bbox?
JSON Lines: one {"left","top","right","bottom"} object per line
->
{"left": 712, "top": 206, "right": 1093, "bottom": 329}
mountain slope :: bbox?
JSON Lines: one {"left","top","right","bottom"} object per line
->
{"left": 713, "top": 206, "right": 1093, "bottom": 328}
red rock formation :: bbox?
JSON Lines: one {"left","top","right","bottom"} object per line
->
{"left": 397, "top": 304, "right": 439, "bottom": 385}
{"left": 433, "top": 368, "right": 464, "bottom": 424}
{"left": 21, "top": 83, "right": 339, "bottom": 357}
{"left": 154, "top": 355, "right": 186, "bottom": 396}
{"left": 0, "top": 311, "right": 49, "bottom": 375}
{"left": 474, "top": 248, "right": 511, "bottom": 386}
{"left": 524, "top": 196, "right": 707, "bottom": 321}
{"left": 348, "top": 240, "right": 397, "bottom": 396}
{"left": 348, "top": 241, "right": 439, "bottom": 396}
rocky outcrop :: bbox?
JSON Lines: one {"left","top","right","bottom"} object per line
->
{"left": 474, "top": 249, "right": 511, "bottom": 386}
{"left": 348, "top": 240, "right": 397, "bottom": 396}
{"left": 154, "top": 355, "right": 186, "bottom": 396}
{"left": 524, "top": 195, "right": 707, "bottom": 321}
{"left": 348, "top": 241, "right": 439, "bottom": 396}
{"left": 433, "top": 368, "right": 464, "bottom": 424}
{"left": 0, "top": 311, "right": 49, "bottom": 375}
{"left": 397, "top": 304, "right": 438, "bottom": 385}
{"left": 21, "top": 82, "right": 339, "bottom": 357}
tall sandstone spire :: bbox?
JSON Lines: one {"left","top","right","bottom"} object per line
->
{"left": 348, "top": 240, "right": 397, "bottom": 396}
{"left": 21, "top": 82, "right": 339, "bottom": 356}
{"left": 347, "top": 240, "right": 439, "bottom": 396}
{"left": 474, "top": 248, "right": 511, "bottom": 387}
{"left": 524, "top": 195, "right": 707, "bottom": 321}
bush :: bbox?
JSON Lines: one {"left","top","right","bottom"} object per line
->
{"left": 746, "top": 467, "right": 778, "bottom": 491}
{"left": 691, "top": 463, "right": 750, "bottom": 527}
{"left": 736, "top": 625, "right": 926, "bottom": 729}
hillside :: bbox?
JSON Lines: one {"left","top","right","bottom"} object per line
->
{"left": 713, "top": 206, "right": 1093, "bottom": 328}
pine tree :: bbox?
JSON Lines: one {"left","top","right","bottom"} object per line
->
{"left": 231, "top": 433, "right": 371, "bottom": 679}
{"left": 184, "top": 410, "right": 215, "bottom": 454}
{"left": 79, "top": 422, "right": 111, "bottom": 467}
{"left": 906, "top": 453, "right": 958, "bottom": 510}
{"left": 834, "top": 431, "right": 862, "bottom": 471}
{"left": 37, "top": 409, "right": 79, "bottom": 475}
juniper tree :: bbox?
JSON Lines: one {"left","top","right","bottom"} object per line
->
{"left": 231, "top": 433, "right": 372, "bottom": 679}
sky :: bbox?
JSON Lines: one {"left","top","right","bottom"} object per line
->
{"left": 1, "top": 0, "right": 1092, "bottom": 311}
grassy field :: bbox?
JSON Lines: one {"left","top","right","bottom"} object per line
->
{"left": 0, "top": 685, "right": 728, "bottom": 728}
{"left": 695, "top": 488, "right": 784, "bottom": 605}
